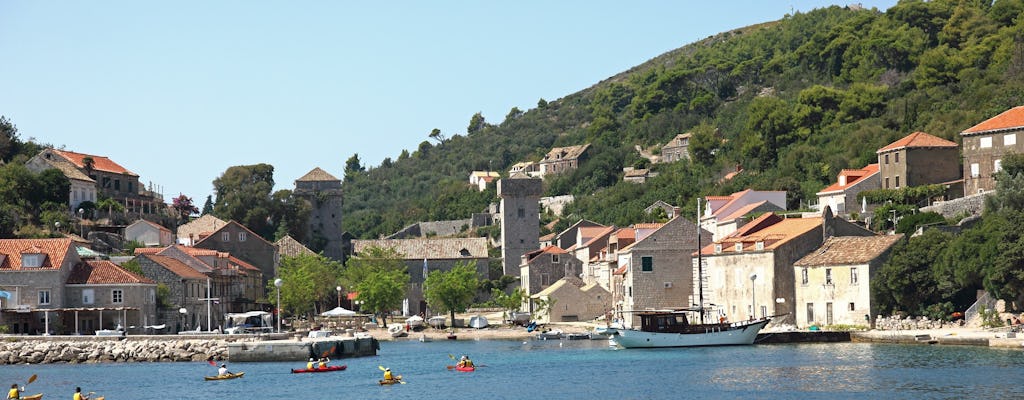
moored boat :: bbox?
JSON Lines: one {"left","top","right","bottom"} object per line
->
{"left": 388, "top": 324, "right": 407, "bottom": 338}
{"left": 610, "top": 310, "right": 770, "bottom": 348}
{"left": 427, "top": 315, "right": 447, "bottom": 328}
{"left": 291, "top": 365, "right": 347, "bottom": 373}
{"left": 405, "top": 315, "right": 424, "bottom": 329}
{"left": 536, "top": 329, "right": 562, "bottom": 340}
{"left": 468, "top": 315, "right": 488, "bottom": 329}
{"left": 204, "top": 372, "right": 245, "bottom": 381}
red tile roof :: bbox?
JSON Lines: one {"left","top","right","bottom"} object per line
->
{"left": 877, "top": 132, "right": 957, "bottom": 153}
{"left": 699, "top": 213, "right": 821, "bottom": 255}
{"left": 962, "top": 106, "right": 1024, "bottom": 135}
{"left": 817, "top": 164, "right": 880, "bottom": 194}
{"left": 67, "top": 260, "right": 156, "bottom": 284}
{"left": 141, "top": 254, "right": 208, "bottom": 280}
{"left": 0, "top": 238, "right": 74, "bottom": 270}
{"left": 49, "top": 149, "right": 138, "bottom": 176}
{"left": 228, "top": 256, "right": 261, "bottom": 272}
{"left": 525, "top": 245, "right": 569, "bottom": 263}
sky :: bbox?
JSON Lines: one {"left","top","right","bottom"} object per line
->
{"left": 0, "top": 1, "right": 897, "bottom": 204}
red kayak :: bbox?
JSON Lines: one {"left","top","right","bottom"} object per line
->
{"left": 455, "top": 365, "right": 475, "bottom": 372}
{"left": 291, "top": 365, "right": 347, "bottom": 373}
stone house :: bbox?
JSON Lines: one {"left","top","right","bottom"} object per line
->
{"left": 793, "top": 234, "right": 904, "bottom": 328}
{"left": 469, "top": 171, "right": 501, "bottom": 191}
{"left": 531, "top": 277, "right": 611, "bottom": 323}
{"left": 350, "top": 237, "right": 489, "bottom": 316}
{"left": 135, "top": 253, "right": 215, "bottom": 332}
{"left": 25, "top": 154, "right": 96, "bottom": 212}
{"left": 194, "top": 220, "right": 278, "bottom": 289}
{"left": 176, "top": 214, "right": 227, "bottom": 246}
{"left": 64, "top": 260, "right": 157, "bottom": 334}
{"left": 697, "top": 210, "right": 874, "bottom": 326}
{"left": 877, "top": 131, "right": 961, "bottom": 195}
{"left": 569, "top": 225, "right": 616, "bottom": 286}
{"left": 553, "top": 219, "right": 605, "bottom": 250}
{"left": 614, "top": 217, "right": 710, "bottom": 328}
{"left": 961, "top": 106, "right": 1024, "bottom": 195}
{"left": 508, "top": 161, "right": 541, "bottom": 178}
{"left": 816, "top": 164, "right": 880, "bottom": 217}
{"left": 701, "top": 190, "right": 787, "bottom": 241}
{"left": 539, "top": 144, "right": 590, "bottom": 176}
{"left": 125, "top": 219, "right": 174, "bottom": 247}
{"left": 661, "top": 133, "right": 691, "bottom": 163}
{"left": 32, "top": 148, "right": 164, "bottom": 214}
{"left": 644, "top": 201, "right": 680, "bottom": 219}
{"left": 276, "top": 235, "right": 316, "bottom": 258}
{"left": 293, "top": 167, "right": 345, "bottom": 263}
{"left": 519, "top": 245, "right": 583, "bottom": 296}
{"left": 0, "top": 238, "right": 80, "bottom": 334}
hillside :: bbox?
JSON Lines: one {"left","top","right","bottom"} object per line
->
{"left": 341, "top": 0, "right": 1024, "bottom": 239}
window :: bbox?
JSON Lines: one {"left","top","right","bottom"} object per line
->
{"left": 114, "top": 179, "right": 120, "bottom": 191}
{"left": 884, "top": 154, "right": 889, "bottom": 164}
{"left": 850, "top": 267, "right": 858, "bottom": 285}
{"left": 714, "top": 244, "right": 722, "bottom": 254}
{"left": 128, "top": 181, "right": 134, "bottom": 193}
{"left": 995, "top": 159, "right": 1003, "bottom": 173}
{"left": 971, "top": 163, "right": 980, "bottom": 178}
{"left": 801, "top": 268, "right": 809, "bottom": 285}
{"left": 884, "top": 177, "right": 890, "bottom": 189}
{"left": 551, "top": 254, "right": 559, "bottom": 263}
{"left": 826, "top": 302, "right": 833, "bottom": 325}
{"left": 517, "top": 208, "right": 525, "bottom": 218}
{"left": 82, "top": 289, "right": 94, "bottom": 305}
{"left": 894, "top": 152, "right": 899, "bottom": 163}
{"left": 806, "top": 303, "right": 814, "bottom": 324}
{"left": 981, "top": 137, "right": 993, "bottom": 148}
{"left": 38, "top": 290, "right": 50, "bottom": 305}
{"left": 221, "top": 232, "right": 230, "bottom": 242}
{"left": 112, "top": 289, "right": 123, "bottom": 304}
{"left": 21, "top": 253, "right": 44, "bottom": 268}
{"left": 895, "top": 176, "right": 900, "bottom": 188}
{"left": 1006, "top": 133, "right": 1017, "bottom": 146}
{"left": 641, "top": 256, "right": 653, "bottom": 272}
{"left": 238, "top": 232, "right": 247, "bottom": 242}
{"left": 735, "top": 243, "right": 743, "bottom": 252}
{"left": 825, "top": 268, "right": 833, "bottom": 285}
{"left": 849, "top": 302, "right": 856, "bottom": 311}
{"left": 755, "top": 241, "right": 764, "bottom": 251}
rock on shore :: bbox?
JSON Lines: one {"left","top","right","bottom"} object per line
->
{"left": 0, "top": 338, "right": 228, "bottom": 364}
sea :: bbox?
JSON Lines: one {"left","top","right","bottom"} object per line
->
{"left": 1, "top": 338, "right": 1022, "bottom": 400}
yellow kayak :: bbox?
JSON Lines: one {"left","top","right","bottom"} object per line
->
{"left": 205, "top": 372, "right": 245, "bottom": 381}
{"left": 378, "top": 375, "right": 403, "bottom": 385}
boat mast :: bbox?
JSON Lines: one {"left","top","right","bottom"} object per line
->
{"left": 697, "top": 197, "right": 705, "bottom": 324}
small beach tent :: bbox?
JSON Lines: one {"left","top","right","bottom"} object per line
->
{"left": 225, "top": 311, "right": 273, "bottom": 330}
{"left": 321, "top": 307, "right": 357, "bottom": 317}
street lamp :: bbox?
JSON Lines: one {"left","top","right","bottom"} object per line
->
{"left": 78, "top": 208, "right": 84, "bottom": 236}
{"left": 749, "top": 273, "right": 758, "bottom": 320}
{"left": 274, "top": 278, "right": 283, "bottom": 333}
{"left": 54, "top": 221, "right": 61, "bottom": 233}
{"left": 178, "top": 307, "right": 187, "bottom": 332}
{"left": 336, "top": 286, "right": 342, "bottom": 308}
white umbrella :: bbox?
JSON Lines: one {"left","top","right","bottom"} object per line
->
{"left": 321, "top": 306, "right": 357, "bottom": 317}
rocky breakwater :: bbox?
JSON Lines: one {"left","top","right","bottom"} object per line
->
{"left": 0, "top": 338, "right": 228, "bottom": 364}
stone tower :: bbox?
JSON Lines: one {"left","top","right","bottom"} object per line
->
{"left": 293, "top": 167, "right": 345, "bottom": 263}
{"left": 498, "top": 173, "right": 542, "bottom": 276}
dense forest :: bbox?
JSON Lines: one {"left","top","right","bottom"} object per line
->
{"left": 7, "top": 0, "right": 1024, "bottom": 316}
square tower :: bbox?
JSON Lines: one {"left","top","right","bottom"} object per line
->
{"left": 498, "top": 174, "right": 542, "bottom": 276}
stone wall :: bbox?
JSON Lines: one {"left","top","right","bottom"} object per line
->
{"left": 921, "top": 190, "right": 991, "bottom": 220}
{"left": 0, "top": 337, "right": 228, "bottom": 364}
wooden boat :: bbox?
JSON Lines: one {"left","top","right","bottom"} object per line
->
{"left": 291, "top": 365, "right": 347, "bottom": 373}
{"left": 22, "top": 394, "right": 42, "bottom": 400}
{"left": 455, "top": 365, "right": 475, "bottom": 372}
{"left": 378, "top": 375, "right": 403, "bottom": 385}
{"left": 468, "top": 315, "right": 488, "bottom": 329}
{"left": 204, "top": 372, "right": 245, "bottom": 381}
{"left": 610, "top": 310, "right": 770, "bottom": 348}
{"left": 388, "top": 324, "right": 406, "bottom": 338}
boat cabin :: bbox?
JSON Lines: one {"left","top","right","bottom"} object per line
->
{"left": 638, "top": 311, "right": 728, "bottom": 334}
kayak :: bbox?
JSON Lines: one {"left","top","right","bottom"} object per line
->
{"left": 22, "top": 394, "right": 42, "bottom": 400}
{"left": 378, "top": 375, "right": 403, "bottom": 385}
{"left": 291, "top": 365, "right": 347, "bottom": 373}
{"left": 455, "top": 365, "right": 476, "bottom": 372}
{"left": 205, "top": 372, "right": 245, "bottom": 381}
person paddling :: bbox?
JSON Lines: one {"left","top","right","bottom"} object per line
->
{"left": 318, "top": 357, "right": 329, "bottom": 369}
{"left": 218, "top": 364, "right": 231, "bottom": 376}
{"left": 73, "top": 387, "right": 90, "bottom": 400}
{"left": 7, "top": 384, "right": 20, "bottom": 400}
{"left": 306, "top": 358, "right": 315, "bottom": 370}
{"left": 383, "top": 367, "right": 395, "bottom": 382}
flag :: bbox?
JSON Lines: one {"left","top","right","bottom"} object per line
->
{"left": 0, "top": 290, "right": 10, "bottom": 299}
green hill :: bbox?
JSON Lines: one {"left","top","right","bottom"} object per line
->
{"left": 342, "top": 0, "right": 1024, "bottom": 238}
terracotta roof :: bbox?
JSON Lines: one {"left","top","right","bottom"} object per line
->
{"left": 613, "top": 263, "right": 629, "bottom": 275}
{"left": 296, "top": 167, "right": 340, "bottom": 182}
{"left": 140, "top": 254, "right": 208, "bottom": 280}
{"left": 524, "top": 245, "right": 569, "bottom": 263}
{"left": 794, "top": 235, "right": 904, "bottom": 267}
{"left": 177, "top": 215, "right": 227, "bottom": 241}
{"left": 631, "top": 223, "right": 665, "bottom": 230}
{"left": 699, "top": 214, "right": 821, "bottom": 255}
{"left": 581, "top": 226, "right": 616, "bottom": 247}
{"left": 542, "top": 144, "right": 590, "bottom": 162}
{"left": 0, "top": 238, "right": 74, "bottom": 270}
{"left": 228, "top": 255, "right": 261, "bottom": 272}
{"left": 817, "top": 164, "right": 880, "bottom": 194}
{"left": 352, "top": 238, "right": 488, "bottom": 259}
{"left": 49, "top": 149, "right": 138, "bottom": 176}
{"left": 877, "top": 132, "right": 957, "bottom": 153}
{"left": 962, "top": 106, "right": 1024, "bottom": 135}
{"left": 276, "top": 235, "right": 316, "bottom": 258}
{"left": 67, "top": 260, "right": 155, "bottom": 284}
{"left": 539, "top": 233, "right": 556, "bottom": 241}
{"left": 717, "top": 200, "right": 771, "bottom": 223}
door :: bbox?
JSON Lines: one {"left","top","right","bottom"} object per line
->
{"left": 826, "top": 302, "right": 833, "bottom": 326}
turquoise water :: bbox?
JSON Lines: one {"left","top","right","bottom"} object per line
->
{"left": 1, "top": 339, "right": 1022, "bottom": 399}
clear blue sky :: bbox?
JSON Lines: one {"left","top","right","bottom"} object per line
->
{"left": 0, "top": 1, "right": 896, "bottom": 203}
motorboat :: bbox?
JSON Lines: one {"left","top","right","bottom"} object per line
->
{"left": 610, "top": 310, "right": 770, "bottom": 348}
{"left": 427, "top": 315, "right": 447, "bottom": 329}
{"left": 468, "top": 315, "right": 488, "bottom": 329}
{"left": 405, "top": 315, "right": 425, "bottom": 329}
{"left": 388, "top": 324, "right": 407, "bottom": 338}
{"left": 536, "top": 329, "right": 563, "bottom": 340}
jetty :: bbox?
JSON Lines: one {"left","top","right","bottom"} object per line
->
{"left": 227, "top": 335, "right": 379, "bottom": 362}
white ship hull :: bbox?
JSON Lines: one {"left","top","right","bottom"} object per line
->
{"left": 610, "top": 318, "right": 770, "bottom": 348}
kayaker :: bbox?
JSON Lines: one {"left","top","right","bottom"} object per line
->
{"left": 218, "top": 364, "right": 230, "bottom": 376}
{"left": 307, "top": 358, "right": 315, "bottom": 370}
{"left": 73, "top": 386, "right": 90, "bottom": 400}
{"left": 7, "top": 383, "right": 19, "bottom": 400}
{"left": 318, "top": 357, "right": 329, "bottom": 369}
{"left": 458, "top": 355, "right": 474, "bottom": 368}
{"left": 383, "top": 368, "right": 394, "bottom": 381}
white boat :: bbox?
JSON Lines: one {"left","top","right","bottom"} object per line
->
{"left": 405, "top": 315, "right": 425, "bottom": 328}
{"left": 468, "top": 315, "right": 488, "bottom": 329}
{"left": 427, "top": 316, "right": 447, "bottom": 329}
{"left": 610, "top": 310, "right": 770, "bottom": 348}
{"left": 536, "top": 329, "right": 562, "bottom": 340}
{"left": 387, "top": 324, "right": 407, "bottom": 338}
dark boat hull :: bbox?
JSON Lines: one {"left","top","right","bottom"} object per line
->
{"left": 291, "top": 365, "right": 347, "bottom": 373}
